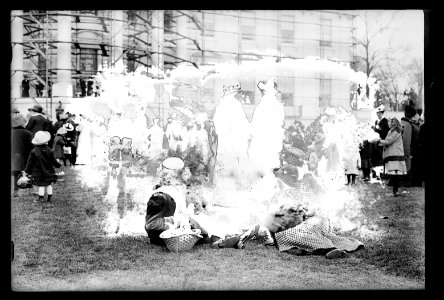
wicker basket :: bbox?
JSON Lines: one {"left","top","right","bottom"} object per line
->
{"left": 163, "top": 234, "right": 200, "bottom": 252}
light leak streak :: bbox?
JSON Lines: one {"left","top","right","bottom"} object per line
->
{"left": 68, "top": 57, "right": 383, "bottom": 240}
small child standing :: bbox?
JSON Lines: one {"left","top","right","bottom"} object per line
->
{"left": 344, "top": 143, "right": 361, "bottom": 186}
{"left": 359, "top": 140, "right": 372, "bottom": 181}
{"left": 53, "top": 127, "right": 67, "bottom": 176}
{"left": 24, "top": 131, "right": 61, "bottom": 202}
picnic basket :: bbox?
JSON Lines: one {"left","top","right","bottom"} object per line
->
{"left": 17, "top": 174, "right": 32, "bottom": 189}
{"left": 160, "top": 228, "right": 202, "bottom": 252}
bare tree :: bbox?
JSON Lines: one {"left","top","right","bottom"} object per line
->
{"left": 406, "top": 58, "right": 424, "bottom": 107}
{"left": 353, "top": 10, "right": 398, "bottom": 97}
{"left": 376, "top": 56, "right": 404, "bottom": 111}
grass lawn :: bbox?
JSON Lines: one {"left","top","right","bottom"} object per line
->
{"left": 10, "top": 166, "right": 425, "bottom": 291}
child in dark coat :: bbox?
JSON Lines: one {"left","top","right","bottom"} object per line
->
{"left": 359, "top": 140, "right": 372, "bottom": 181}
{"left": 24, "top": 131, "right": 61, "bottom": 202}
{"left": 53, "top": 127, "right": 67, "bottom": 176}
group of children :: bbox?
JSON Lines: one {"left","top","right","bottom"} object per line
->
{"left": 23, "top": 131, "right": 62, "bottom": 202}
{"left": 21, "top": 126, "right": 73, "bottom": 202}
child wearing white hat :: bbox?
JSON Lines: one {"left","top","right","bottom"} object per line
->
{"left": 23, "top": 131, "right": 62, "bottom": 202}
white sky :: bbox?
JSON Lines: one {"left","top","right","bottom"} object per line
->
{"left": 352, "top": 9, "right": 424, "bottom": 61}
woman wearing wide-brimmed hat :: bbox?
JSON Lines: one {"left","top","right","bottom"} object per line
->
{"left": 23, "top": 131, "right": 61, "bottom": 202}
{"left": 25, "top": 104, "right": 52, "bottom": 137}
{"left": 145, "top": 157, "right": 189, "bottom": 246}
{"left": 11, "top": 114, "right": 33, "bottom": 196}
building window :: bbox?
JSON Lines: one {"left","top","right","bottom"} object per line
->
{"left": 281, "top": 14, "right": 294, "bottom": 44}
{"left": 241, "top": 11, "right": 256, "bottom": 40}
{"left": 277, "top": 76, "right": 294, "bottom": 106}
{"left": 80, "top": 48, "right": 98, "bottom": 75}
{"left": 320, "top": 18, "right": 332, "bottom": 47}
{"left": 319, "top": 76, "right": 332, "bottom": 108}
{"left": 164, "top": 10, "right": 174, "bottom": 31}
{"left": 281, "top": 93, "right": 294, "bottom": 106}
{"left": 79, "top": 10, "right": 97, "bottom": 16}
{"left": 204, "top": 12, "right": 215, "bottom": 37}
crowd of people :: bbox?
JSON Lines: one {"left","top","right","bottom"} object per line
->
{"left": 11, "top": 91, "right": 424, "bottom": 258}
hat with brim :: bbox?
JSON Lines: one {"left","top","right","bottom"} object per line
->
{"left": 32, "top": 131, "right": 51, "bottom": 145}
{"left": 28, "top": 104, "right": 43, "bottom": 113}
{"left": 11, "top": 114, "right": 26, "bottom": 127}
{"left": 63, "top": 122, "right": 74, "bottom": 131}
{"left": 56, "top": 127, "right": 68, "bottom": 135}
{"left": 376, "top": 105, "right": 385, "bottom": 112}
{"left": 162, "top": 157, "right": 185, "bottom": 170}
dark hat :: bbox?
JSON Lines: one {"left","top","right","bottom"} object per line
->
{"left": 404, "top": 105, "right": 417, "bottom": 119}
{"left": 28, "top": 104, "right": 43, "bottom": 113}
{"left": 376, "top": 105, "right": 386, "bottom": 113}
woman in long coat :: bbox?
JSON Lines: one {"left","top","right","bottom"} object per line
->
{"left": 11, "top": 114, "right": 33, "bottom": 196}
{"left": 379, "top": 117, "right": 407, "bottom": 197}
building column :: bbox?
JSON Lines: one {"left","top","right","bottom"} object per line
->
{"left": 11, "top": 10, "right": 23, "bottom": 99}
{"left": 151, "top": 10, "right": 164, "bottom": 76}
{"left": 112, "top": 10, "right": 124, "bottom": 72}
{"left": 52, "top": 11, "right": 73, "bottom": 97}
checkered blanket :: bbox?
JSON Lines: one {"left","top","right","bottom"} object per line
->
{"left": 275, "top": 215, "right": 364, "bottom": 253}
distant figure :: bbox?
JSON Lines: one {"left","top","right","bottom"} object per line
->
{"left": 22, "top": 78, "right": 30, "bottom": 97}
{"left": 359, "top": 140, "right": 372, "bottom": 181}
{"left": 80, "top": 78, "right": 87, "bottom": 97}
{"left": 87, "top": 76, "right": 94, "bottom": 96}
{"left": 36, "top": 82, "right": 44, "bottom": 97}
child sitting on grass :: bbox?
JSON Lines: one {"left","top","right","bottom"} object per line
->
{"left": 24, "top": 131, "right": 61, "bottom": 203}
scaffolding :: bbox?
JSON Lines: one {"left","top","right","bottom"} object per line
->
{"left": 14, "top": 10, "right": 204, "bottom": 96}
{"left": 12, "top": 10, "right": 359, "bottom": 123}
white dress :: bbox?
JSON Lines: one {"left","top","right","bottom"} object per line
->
{"left": 249, "top": 90, "right": 285, "bottom": 175}
{"left": 213, "top": 93, "right": 251, "bottom": 180}
{"left": 76, "top": 120, "right": 93, "bottom": 165}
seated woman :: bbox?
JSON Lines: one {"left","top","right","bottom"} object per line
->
{"left": 144, "top": 157, "right": 191, "bottom": 246}
{"left": 269, "top": 207, "right": 364, "bottom": 259}
{"left": 236, "top": 169, "right": 364, "bottom": 259}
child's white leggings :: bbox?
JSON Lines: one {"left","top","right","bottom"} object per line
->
{"left": 38, "top": 185, "right": 53, "bottom": 196}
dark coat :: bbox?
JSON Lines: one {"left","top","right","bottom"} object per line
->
{"left": 145, "top": 192, "right": 176, "bottom": 245}
{"left": 374, "top": 117, "right": 390, "bottom": 139}
{"left": 25, "top": 145, "right": 61, "bottom": 186}
{"left": 371, "top": 117, "right": 389, "bottom": 167}
{"left": 52, "top": 135, "right": 66, "bottom": 159}
{"left": 11, "top": 126, "right": 33, "bottom": 172}
{"left": 359, "top": 140, "right": 372, "bottom": 169}
{"left": 25, "top": 114, "right": 51, "bottom": 136}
